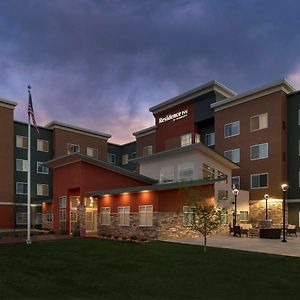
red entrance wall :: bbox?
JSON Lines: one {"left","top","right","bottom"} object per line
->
{"left": 0, "top": 205, "right": 14, "bottom": 229}
{"left": 51, "top": 159, "right": 152, "bottom": 233}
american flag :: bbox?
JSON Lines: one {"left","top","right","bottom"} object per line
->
{"left": 28, "top": 86, "right": 39, "bottom": 133}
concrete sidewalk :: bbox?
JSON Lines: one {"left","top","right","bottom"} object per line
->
{"left": 163, "top": 234, "right": 300, "bottom": 257}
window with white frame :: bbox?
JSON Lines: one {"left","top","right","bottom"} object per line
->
{"left": 67, "top": 143, "right": 80, "bottom": 154}
{"left": 46, "top": 211, "right": 53, "bottom": 222}
{"left": 232, "top": 176, "right": 240, "bottom": 189}
{"left": 181, "top": 133, "right": 192, "bottom": 147}
{"left": 37, "top": 139, "right": 49, "bottom": 152}
{"left": 16, "top": 212, "right": 27, "bottom": 225}
{"left": 118, "top": 206, "right": 130, "bottom": 226}
{"left": 160, "top": 166, "right": 175, "bottom": 183}
{"left": 59, "top": 196, "right": 67, "bottom": 208}
{"left": 131, "top": 152, "right": 136, "bottom": 159}
{"left": 224, "top": 121, "right": 240, "bottom": 138}
{"left": 37, "top": 162, "right": 49, "bottom": 174}
{"left": 35, "top": 213, "right": 42, "bottom": 224}
{"left": 59, "top": 210, "right": 66, "bottom": 222}
{"left": 100, "top": 207, "right": 111, "bottom": 225}
{"left": 122, "top": 154, "right": 129, "bottom": 165}
{"left": 251, "top": 173, "right": 268, "bottom": 189}
{"left": 183, "top": 206, "right": 195, "bottom": 226}
{"left": 220, "top": 211, "right": 228, "bottom": 225}
{"left": 87, "top": 147, "right": 98, "bottom": 159}
{"left": 143, "top": 145, "right": 153, "bottom": 156}
{"left": 205, "top": 132, "right": 215, "bottom": 146}
{"left": 224, "top": 149, "right": 240, "bottom": 163}
{"left": 37, "top": 184, "right": 49, "bottom": 196}
{"left": 16, "top": 135, "right": 28, "bottom": 149}
{"left": 178, "top": 164, "right": 194, "bottom": 181}
{"left": 203, "top": 164, "right": 215, "bottom": 179}
{"left": 218, "top": 190, "right": 228, "bottom": 201}
{"left": 139, "top": 205, "right": 153, "bottom": 227}
{"left": 107, "top": 153, "right": 116, "bottom": 164}
{"left": 251, "top": 143, "right": 268, "bottom": 160}
{"left": 240, "top": 211, "right": 249, "bottom": 221}
{"left": 250, "top": 113, "right": 268, "bottom": 131}
{"left": 217, "top": 171, "right": 228, "bottom": 183}
{"left": 16, "top": 182, "right": 27, "bottom": 195}
{"left": 16, "top": 159, "right": 28, "bottom": 172}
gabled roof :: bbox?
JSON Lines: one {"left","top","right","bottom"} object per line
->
{"left": 88, "top": 178, "right": 222, "bottom": 196}
{"left": 149, "top": 80, "right": 236, "bottom": 114}
{"left": 0, "top": 97, "right": 17, "bottom": 109}
{"left": 44, "top": 153, "right": 156, "bottom": 184}
{"left": 131, "top": 143, "right": 239, "bottom": 170}
{"left": 211, "top": 79, "right": 296, "bottom": 111}
{"left": 45, "top": 120, "right": 111, "bottom": 139}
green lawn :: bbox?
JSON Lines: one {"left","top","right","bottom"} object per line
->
{"left": 0, "top": 238, "right": 299, "bottom": 300}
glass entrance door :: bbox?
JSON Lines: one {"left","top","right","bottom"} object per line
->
{"left": 86, "top": 211, "right": 97, "bottom": 232}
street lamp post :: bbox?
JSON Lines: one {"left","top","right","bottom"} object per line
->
{"left": 232, "top": 188, "right": 239, "bottom": 227}
{"left": 264, "top": 194, "right": 269, "bottom": 220}
{"left": 281, "top": 184, "right": 288, "bottom": 243}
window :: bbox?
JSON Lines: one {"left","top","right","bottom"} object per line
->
{"left": 131, "top": 152, "right": 136, "bottom": 159}
{"left": 195, "top": 133, "right": 201, "bottom": 143}
{"left": 232, "top": 176, "right": 240, "bottom": 189}
{"left": 16, "top": 212, "right": 27, "bottom": 225}
{"left": 183, "top": 206, "right": 195, "bottom": 226}
{"left": 37, "top": 162, "right": 49, "bottom": 174}
{"left": 205, "top": 132, "right": 215, "bottom": 146}
{"left": 143, "top": 145, "right": 153, "bottom": 156}
{"left": 122, "top": 154, "right": 128, "bottom": 165}
{"left": 251, "top": 143, "right": 268, "bottom": 160}
{"left": 118, "top": 206, "right": 130, "bottom": 226}
{"left": 217, "top": 171, "right": 228, "bottom": 183}
{"left": 100, "top": 207, "right": 111, "bottom": 225}
{"left": 181, "top": 133, "right": 192, "bottom": 147}
{"left": 240, "top": 211, "right": 249, "bottom": 221}
{"left": 46, "top": 211, "right": 53, "bottom": 222}
{"left": 37, "top": 139, "right": 49, "bottom": 152}
{"left": 16, "top": 135, "right": 28, "bottom": 149}
{"left": 107, "top": 153, "right": 116, "bottom": 164}
{"left": 37, "top": 184, "right": 49, "bottom": 196}
{"left": 16, "top": 182, "right": 27, "bottom": 195}
{"left": 251, "top": 173, "right": 268, "bottom": 189}
{"left": 250, "top": 113, "right": 268, "bottom": 131}
{"left": 218, "top": 190, "right": 228, "bottom": 201}
{"left": 16, "top": 159, "right": 28, "bottom": 172}
{"left": 139, "top": 205, "right": 153, "bottom": 227}
{"left": 220, "top": 211, "right": 228, "bottom": 225}
{"left": 203, "top": 164, "right": 215, "bottom": 179}
{"left": 178, "top": 164, "right": 194, "bottom": 181}
{"left": 224, "top": 121, "right": 240, "bottom": 138}
{"left": 35, "top": 213, "right": 42, "bottom": 224}
{"left": 87, "top": 147, "right": 98, "bottom": 159}
{"left": 59, "top": 196, "right": 67, "bottom": 208}
{"left": 160, "top": 166, "right": 175, "bottom": 183}
{"left": 67, "top": 143, "right": 80, "bottom": 154}
{"left": 224, "top": 149, "right": 240, "bottom": 163}
{"left": 59, "top": 210, "right": 66, "bottom": 222}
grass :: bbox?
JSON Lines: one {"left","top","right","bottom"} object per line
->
{"left": 0, "top": 238, "right": 299, "bottom": 299}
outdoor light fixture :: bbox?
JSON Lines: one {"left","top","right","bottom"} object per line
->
{"left": 281, "top": 184, "right": 289, "bottom": 243}
{"left": 232, "top": 188, "right": 239, "bottom": 228}
{"left": 264, "top": 194, "right": 269, "bottom": 220}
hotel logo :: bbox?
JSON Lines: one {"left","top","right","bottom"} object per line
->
{"left": 159, "top": 109, "right": 188, "bottom": 124}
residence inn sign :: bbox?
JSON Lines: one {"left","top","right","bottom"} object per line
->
{"left": 158, "top": 109, "right": 188, "bottom": 124}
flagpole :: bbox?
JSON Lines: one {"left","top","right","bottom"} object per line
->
{"left": 26, "top": 86, "right": 32, "bottom": 245}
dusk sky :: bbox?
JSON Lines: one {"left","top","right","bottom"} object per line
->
{"left": 1, "top": 0, "right": 300, "bottom": 143}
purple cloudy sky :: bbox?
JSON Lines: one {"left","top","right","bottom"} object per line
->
{"left": 1, "top": 0, "right": 300, "bottom": 143}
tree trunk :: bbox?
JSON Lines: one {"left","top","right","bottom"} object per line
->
{"left": 204, "top": 235, "right": 207, "bottom": 253}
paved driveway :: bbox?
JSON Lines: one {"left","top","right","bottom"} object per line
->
{"left": 163, "top": 234, "right": 300, "bottom": 257}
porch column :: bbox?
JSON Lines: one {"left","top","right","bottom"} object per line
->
{"left": 78, "top": 204, "right": 86, "bottom": 237}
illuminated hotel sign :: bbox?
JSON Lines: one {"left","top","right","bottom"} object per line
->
{"left": 159, "top": 109, "right": 188, "bottom": 124}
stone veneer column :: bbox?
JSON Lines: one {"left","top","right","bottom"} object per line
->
{"left": 78, "top": 205, "right": 86, "bottom": 237}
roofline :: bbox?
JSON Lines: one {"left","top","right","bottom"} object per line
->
{"left": 45, "top": 120, "right": 111, "bottom": 139}
{"left": 133, "top": 125, "right": 157, "bottom": 137}
{"left": 0, "top": 97, "right": 17, "bottom": 109}
{"left": 211, "top": 79, "right": 296, "bottom": 111}
{"left": 14, "top": 120, "right": 53, "bottom": 131}
{"left": 131, "top": 143, "right": 239, "bottom": 170}
{"left": 88, "top": 178, "right": 221, "bottom": 197}
{"left": 108, "top": 140, "right": 136, "bottom": 147}
{"left": 44, "top": 153, "right": 156, "bottom": 184}
{"left": 149, "top": 80, "right": 236, "bottom": 114}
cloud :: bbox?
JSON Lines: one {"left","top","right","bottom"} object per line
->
{"left": 287, "top": 65, "right": 300, "bottom": 89}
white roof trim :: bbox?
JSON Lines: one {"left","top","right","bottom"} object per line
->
{"left": 0, "top": 97, "right": 17, "bottom": 109}
{"left": 133, "top": 126, "right": 157, "bottom": 137}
